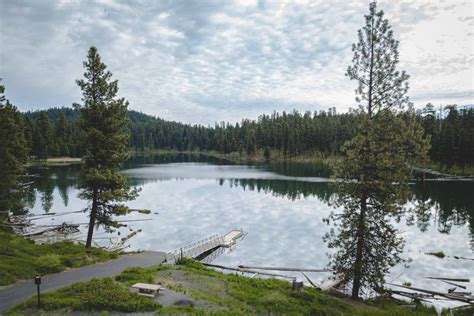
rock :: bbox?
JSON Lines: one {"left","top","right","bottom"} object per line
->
{"left": 174, "top": 299, "right": 194, "bottom": 307}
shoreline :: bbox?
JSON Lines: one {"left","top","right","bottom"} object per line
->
{"left": 26, "top": 151, "right": 474, "bottom": 178}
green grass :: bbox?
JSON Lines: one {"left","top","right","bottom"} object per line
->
{"left": 6, "top": 278, "right": 160, "bottom": 315}
{"left": 114, "top": 266, "right": 156, "bottom": 285}
{"left": 423, "top": 161, "right": 474, "bottom": 176}
{"left": 9, "top": 259, "right": 441, "bottom": 315}
{"left": 115, "top": 259, "right": 437, "bottom": 315}
{"left": 0, "top": 230, "right": 118, "bottom": 285}
{"left": 449, "top": 305, "right": 474, "bottom": 315}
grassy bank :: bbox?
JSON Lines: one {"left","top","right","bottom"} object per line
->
{"left": 0, "top": 229, "right": 117, "bottom": 286}
{"left": 8, "top": 259, "right": 442, "bottom": 315}
{"left": 132, "top": 148, "right": 338, "bottom": 167}
{"left": 27, "top": 151, "right": 474, "bottom": 177}
{"left": 208, "top": 149, "right": 340, "bottom": 165}
{"left": 422, "top": 161, "right": 474, "bottom": 177}
{"left": 134, "top": 149, "right": 474, "bottom": 179}
{"left": 27, "top": 157, "right": 83, "bottom": 166}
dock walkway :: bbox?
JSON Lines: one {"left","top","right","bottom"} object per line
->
{"left": 166, "top": 230, "right": 244, "bottom": 262}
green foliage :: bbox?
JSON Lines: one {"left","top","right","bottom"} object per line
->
{"left": 263, "top": 146, "right": 271, "bottom": 161}
{"left": 34, "top": 112, "right": 52, "bottom": 160}
{"left": 0, "top": 80, "right": 29, "bottom": 218}
{"left": 448, "top": 305, "right": 474, "bottom": 316}
{"left": 8, "top": 278, "right": 160, "bottom": 314}
{"left": 426, "top": 251, "right": 445, "bottom": 258}
{"left": 0, "top": 230, "right": 117, "bottom": 285}
{"left": 75, "top": 47, "right": 139, "bottom": 247}
{"left": 114, "top": 266, "right": 156, "bottom": 285}
{"left": 22, "top": 104, "right": 472, "bottom": 173}
{"left": 117, "top": 260, "right": 436, "bottom": 315}
{"left": 34, "top": 254, "right": 63, "bottom": 274}
{"left": 420, "top": 104, "right": 474, "bottom": 171}
{"left": 325, "top": 2, "right": 430, "bottom": 299}
{"left": 9, "top": 259, "right": 438, "bottom": 315}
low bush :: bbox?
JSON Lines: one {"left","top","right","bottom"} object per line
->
{"left": 8, "top": 278, "right": 160, "bottom": 314}
{"left": 35, "top": 254, "right": 63, "bottom": 274}
{"left": 114, "top": 266, "right": 156, "bottom": 285}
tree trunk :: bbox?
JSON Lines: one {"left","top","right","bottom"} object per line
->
{"left": 351, "top": 11, "right": 374, "bottom": 299}
{"left": 85, "top": 189, "right": 98, "bottom": 248}
{"left": 352, "top": 196, "right": 367, "bottom": 299}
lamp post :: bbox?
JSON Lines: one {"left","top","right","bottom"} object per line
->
{"left": 34, "top": 275, "right": 41, "bottom": 309}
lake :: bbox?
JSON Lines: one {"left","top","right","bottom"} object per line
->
{"left": 25, "top": 153, "right": 473, "bottom": 307}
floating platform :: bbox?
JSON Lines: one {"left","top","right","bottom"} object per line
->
{"left": 222, "top": 230, "right": 244, "bottom": 247}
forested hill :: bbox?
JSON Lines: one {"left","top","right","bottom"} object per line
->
{"left": 22, "top": 105, "right": 474, "bottom": 170}
{"left": 23, "top": 107, "right": 360, "bottom": 158}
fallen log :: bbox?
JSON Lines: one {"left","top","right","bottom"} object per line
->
{"left": 320, "top": 273, "right": 346, "bottom": 291}
{"left": 301, "top": 271, "right": 320, "bottom": 289}
{"left": 7, "top": 218, "right": 154, "bottom": 228}
{"left": 238, "top": 265, "right": 330, "bottom": 273}
{"left": 424, "top": 277, "right": 470, "bottom": 283}
{"left": 28, "top": 211, "right": 83, "bottom": 220}
{"left": 387, "top": 283, "right": 474, "bottom": 304}
{"left": 203, "top": 263, "right": 296, "bottom": 280}
{"left": 107, "top": 229, "right": 142, "bottom": 252}
{"left": 389, "top": 289, "right": 434, "bottom": 302}
{"left": 442, "top": 280, "right": 467, "bottom": 290}
{"left": 129, "top": 208, "right": 152, "bottom": 214}
{"left": 453, "top": 256, "right": 474, "bottom": 261}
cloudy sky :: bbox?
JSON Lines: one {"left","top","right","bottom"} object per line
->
{"left": 0, "top": 0, "right": 473, "bottom": 124}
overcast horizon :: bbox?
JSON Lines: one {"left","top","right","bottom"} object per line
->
{"left": 1, "top": 0, "right": 473, "bottom": 125}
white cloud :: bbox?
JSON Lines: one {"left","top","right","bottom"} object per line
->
{"left": 0, "top": 0, "right": 472, "bottom": 124}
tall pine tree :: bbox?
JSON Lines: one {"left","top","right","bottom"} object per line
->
{"left": 0, "top": 80, "right": 29, "bottom": 218}
{"left": 324, "top": 2, "right": 429, "bottom": 299}
{"left": 36, "top": 112, "right": 52, "bottom": 160}
{"left": 75, "top": 47, "right": 139, "bottom": 248}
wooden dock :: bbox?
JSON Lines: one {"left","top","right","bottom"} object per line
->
{"left": 165, "top": 229, "right": 245, "bottom": 262}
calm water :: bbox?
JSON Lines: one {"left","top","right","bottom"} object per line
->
{"left": 26, "top": 154, "right": 473, "bottom": 307}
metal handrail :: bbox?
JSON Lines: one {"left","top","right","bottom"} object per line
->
{"left": 165, "top": 234, "right": 225, "bottom": 262}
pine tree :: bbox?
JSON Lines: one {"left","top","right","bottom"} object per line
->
{"left": 36, "top": 112, "right": 52, "bottom": 160}
{"left": 0, "top": 81, "right": 29, "bottom": 218}
{"left": 75, "top": 47, "right": 139, "bottom": 248}
{"left": 263, "top": 146, "right": 271, "bottom": 162}
{"left": 56, "top": 112, "right": 70, "bottom": 156}
{"left": 324, "top": 2, "right": 429, "bottom": 299}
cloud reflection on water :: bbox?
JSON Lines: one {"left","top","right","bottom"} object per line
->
{"left": 27, "top": 161, "right": 473, "bottom": 309}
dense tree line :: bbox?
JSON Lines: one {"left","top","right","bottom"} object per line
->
{"left": 419, "top": 104, "right": 474, "bottom": 169}
{"left": 21, "top": 104, "right": 473, "bottom": 170}
{"left": 24, "top": 108, "right": 81, "bottom": 159}
{"left": 24, "top": 107, "right": 359, "bottom": 158}
{"left": 0, "top": 80, "right": 29, "bottom": 217}
{"left": 129, "top": 109, "right": 359, "bottom": 157}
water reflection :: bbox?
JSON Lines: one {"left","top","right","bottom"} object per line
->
{"left": 221, "top": 179, "right": 335, "bottom": 203}
{"left": 25, "top": 155, "right": 474, "bottom": 248}
{"left": 22, "top": 155, "right": 473, "bottom": 310}
{"left": 409, "top": 182, "right": 474, "bottom": 249}
{"left": 25, "top": 164, "right": 81, "bottom": 213}
{"left": 123, "top": 152, "right": 231, "bottom": 168}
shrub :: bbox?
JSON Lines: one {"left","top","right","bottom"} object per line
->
{"left": 9, "top": 278, "right": 160, "bottom": 313}
{"left": 35, "top": 254, "right": 63, "bottom": 274}
{"left": 115, "top": 267, "right": 155, "bottom": 285}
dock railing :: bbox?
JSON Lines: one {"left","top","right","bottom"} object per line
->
{"left": 166, "top": 234, "right": 225, "bottom": 262}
